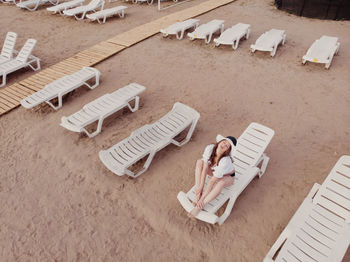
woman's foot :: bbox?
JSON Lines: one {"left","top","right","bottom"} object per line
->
{"left": 188, "top": 206, "right": 201, "bottom": 218}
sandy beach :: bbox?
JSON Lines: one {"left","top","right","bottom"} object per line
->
{"left": 0, "top": 0, "right": 349, "bottom": 261}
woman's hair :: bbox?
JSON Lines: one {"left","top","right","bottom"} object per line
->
{"left": 208, "top": 140, "right": 233, "bottom": 167}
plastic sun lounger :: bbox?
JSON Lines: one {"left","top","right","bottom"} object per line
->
{"left": 0, "top": 39, "right": 40, "bottom": 88}
{"left": 60, "top": 83, "right": 145, "bottom": 138}
{"left": 213, "top": 23, "right": 251, "bottom": 50}
{"left": 250, "top": 29, "right": 286, "bottom": 57}
{"left": 177, "top": 122, "right": 275, "bottom": 225}
{"left": 47, "top": 0, "right": 84, "bottom": 14}
{"left": 0, "top": 32, "right": 17, "bottom": 65}
{"left": 160, "top": 19, "right": 200, "bottom": 40}
{"left": 132, "top": 0, "right": 178, "bottom": 5}
{"left": 302, "top": 35, "right": 340, "bottom": 69}
{"left": 187, "top": 19, "right": 225, "bottom": 44}
{"left": 63, "top": 0, "right": 104, "bottom": 20}
{"left": 21, "top": 67, "right": 100, "bottom": 110}
{"left": 99, "top": 102, "right": 200, "bottom": 178}
{"left": 16, "top": 0, "right": 59, "bottom": 11}
{"left": 264, "top": 155, "right": 350, "bottom": 262}
{"left": 86, "top": 6, "right": 127, "bottom": 24}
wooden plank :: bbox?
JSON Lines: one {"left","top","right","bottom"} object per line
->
{"left": 19, "top": 80, "right": 42, "bottom": 91}
{"left": 0, "top": 96, "right": 15, "bottom": 109}
{"left": 7, "top": 85, "right": 32, "bottom": 97}
{"left": 1, "top": 89, "right": 25, "bottom": 101}
{"left": 11, "top": 83, "right": 34, "bottom": 96}
{"left": 0, "top": 91, "right": 19, "bottom": 104}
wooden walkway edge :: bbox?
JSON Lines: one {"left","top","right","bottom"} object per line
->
{"left": 0, "top": 0, "right": 235, "bottom": 116}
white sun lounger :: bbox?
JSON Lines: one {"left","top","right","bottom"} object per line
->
{"left": 20, "top": 67, "right": 100, "bottom": 110}
{"left": 0, "top": 32, "right": 17, "bottom": 65}
{"left": 60, "top": 83, "right": 145, "bottom": 138}
{"left": 187, "top": 19, "right": 225, "bottom": 44}
{"left": 177, "top": 122, "right": 275, "bottom": 225}
{"left": 63, "top": 0, "right": 104, "bottom": 20}
{"left": 251, "top": 29, "right": 286, "bottom": 57}
{"left": 47, "top": 0, "right": 84, "bottom": 14}
{"left": 99, "top": 102, "right": 200, "bottom": 178}
{"left": 264, "top": 155, "right": 350, "bottom": 262}
{"left": 213, "top": 23, "right": 250, "bottom": 50}
{"left": 0, "top": 39, "right": 40, "bottom": 88}
{"left": 86, "top": 5, "right": 127, "bottom": 24}
{"left": 160, "top": 19, "right": 200, "bottom": 40}
{"left": 16, "top": 0, "right": 59, "bottom": 11}
{"left": 302, "top": 35, "right": 340, "bottom": 69}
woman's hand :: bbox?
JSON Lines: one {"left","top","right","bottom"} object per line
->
{"left": 196, "top": 199, "right": 204, "bottom": 209}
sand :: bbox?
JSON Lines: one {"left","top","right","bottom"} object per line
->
{"left": 0, "top": 0, "right": 349, "bottom": 261}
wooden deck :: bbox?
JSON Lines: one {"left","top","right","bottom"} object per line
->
{"left": 0, "top": 0, "right": 235, "bottom": 116}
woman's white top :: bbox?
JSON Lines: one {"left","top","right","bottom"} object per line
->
{"left": 202, "top": 144, "right": 235, "bottom": 179}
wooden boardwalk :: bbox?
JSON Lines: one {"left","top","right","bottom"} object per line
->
{"left": 0, "top": 0, "right": 235, "bottom": 116}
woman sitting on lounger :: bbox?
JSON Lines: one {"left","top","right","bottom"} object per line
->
{"left": 190, "top": 135, "right": 236, "bottom": 217}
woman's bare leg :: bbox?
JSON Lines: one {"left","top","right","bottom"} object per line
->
{"left": 190, "top": 176, "right": 234, "bottom": 217}
{"left": 194, "top": 159, "right": 205, "bottom": 203}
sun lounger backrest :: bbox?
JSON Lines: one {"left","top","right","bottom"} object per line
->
{"left": 1, "top": 32, "right": 17, "bottom": 59}
{"left": 233, "top": 123, "right": 274, "bottom": 169}
{"left": 86, "top": 0, "right": 102, "bottom": 8}
{"left": 313, "top": 155, "right": 350, "bottom": 221}
{"left": 15, "top": 38, "right": 37, "bottom": 64}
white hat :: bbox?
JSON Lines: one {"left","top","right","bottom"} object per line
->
{"left": 216, "top": 134, "right": 236, "bottom": 157}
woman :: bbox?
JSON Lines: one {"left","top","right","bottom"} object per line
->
{"left": 189, "top": 135, "right": 237, "bottom": 217}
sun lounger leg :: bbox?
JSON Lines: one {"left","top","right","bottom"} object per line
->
{"left": 28, "top": 58, "right": 41, "bottom": 71}
{"left": 176, "top": 30, "right": 185, "bottom": 40}
{"left": 126, "top": 96, "right": 140, "bottom": 112}
{"left": 205, "top": 33, "right": 212, "bottom": 44}
{"left": 218, "top": 195, "right": 238, "bottom": 225}
{"left": 246, "top": 28, "right": 250, "bottom": 39}
{"left": 271, "top": 44, "right": 277, "bottom": 57}
{"left": 130, "top": 151, "right": 156, "bottom": 178}
{"left": 335, "top": 42, "right": 340, "bottom": 55}
{"left": 83, "top": 117, "right": 104, "bottom": 138}
{"left": 233, "top": 39, "right": 239, "bottom": 50}
{"left": 46, "top": 94, "right": 63, "bottom": 110}
{"left": 147, "top": 0, "right": 153, "bottom": 5}
{"left": 258, "top": 153, "right": 269, "bottom": 178}
{"left": 171, "top": 118, "right": 199, "bottom": 147}
{"left": 0, "top": 74, "right": 7, "bottom": 88}
{"left": 282, "top": 34, "right": 286, "bottom": 45}
{"left": 75, "top": 11, "right": 86, "bottom": 20}
{"left": 84, "top": 73, "right": 100, "bottom": 89}
{"left": 119, "top": 10, "right": 124, "bottom": 18}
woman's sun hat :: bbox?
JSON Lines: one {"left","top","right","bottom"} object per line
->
{"left": 216, "top": 134, "right": 237, "bottom": 157}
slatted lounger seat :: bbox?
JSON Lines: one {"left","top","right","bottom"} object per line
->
{"left": 63, "top": 0, "right": 104, "bottom": 20}
{"left": 0, "top": 38, "right": 40, "bottom": 88}
{"left": 264, "top": 155, "right": 350, "bottom": 262}
{"left": 160, "top": 19, "right": 200, "bottom": 40}
{"left": 0, "top": 32, "right": 17, "bottom": 65}
{"left": 187, "top": 19, "right": 225, "bottom": 44}
{"left": 250, "top": 29, "right": 286, "bottom": 57}
{"left": 16, "top": 0, "right": 59, "bottom": 11}
{"left": 177, "top": 122, "right": 275, "bottom": 225}
{"left": 302, "top": 35, "right": 340, "bottom": 69}
{"left": 99, "top": 102, "right": 200, "bottom": 178}
{"left": 213, "top": 23, "right": 250, "bottom": 50}
{"left": 60, "top": 83, "right": 145, "bottom": 138}
{"left": 20, "top": 67, "right": 100, "bottom": 110}
{"left": 86, "top": 6, "right": 127, "bottom": 24}
{"left": 47, "top": 0, "right": 84, "bottom": 14}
